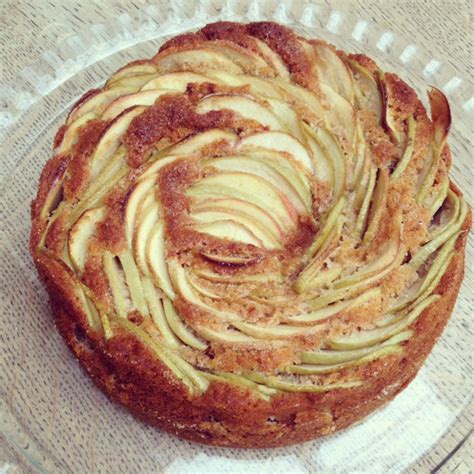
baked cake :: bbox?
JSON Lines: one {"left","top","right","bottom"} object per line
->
{"left": 30, "top": 21, "right": 471, "bottom": 448}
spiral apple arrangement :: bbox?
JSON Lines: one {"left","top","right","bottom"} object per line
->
{"left": 31, "top": 22, "right": 468, "bottom": 406}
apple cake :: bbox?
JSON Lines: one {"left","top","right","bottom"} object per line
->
{"left": 30, "top": 21, "right": 471, "bottom": 448}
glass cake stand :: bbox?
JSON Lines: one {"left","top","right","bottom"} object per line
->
{"left": 1, "top": 1, "right": 472, "bottom": 472}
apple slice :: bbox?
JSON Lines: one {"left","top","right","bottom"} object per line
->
{"left": 186, "top": 273, "right": 224, "bottom": 299}
{"left": 125, "top": 175, "right": 157, "bottom": 248}
{"left": 118, "top": 251, "right": 148, "bottom": 316}
{"left": 289, "top": 344, "right": 403, "bottom": 375}
{"left": 205, "top": 41, "right": 273, "bottom": 76}
{"left": 68, "top": 207, "right": 105, "bottom": 273}
{"left": 154, "top": 48, "right": 243, "bottom": 75}
{"left": 133, "top": 201, "right": 160, "bottom": 277}
{"left": 354, "top": 164, "right": 377, "bottom": 239}
{"left": 101, "top": 90, "right": 175, "bottom": 120}
{"left": 195, "top": 95, "right": 282, "bottom": 130}
{"left": 90, "top": 106, "right": 146, "bottom": 179}
{"left": 140, "top": 155, "right": 180, "bottom": 180}
{"left": 66, "top": 87, "right": 135, "bottom": 125}
{"left": 238, "top": 131, "right": 313, "bottom": 173}
{"left": 195, "top": 325, "right": 258, "bottom": 344}
{"left": 310, "top": 40, "right": 355, "bottom": 104}
{"left": 205, "top": 155, "right": 310, "bottom": 214}
{"left": 107, "top": 62, "right": 158, "bottom": 84}
{"left": 140, "top": 71, "right": 218, "bottom": 91}
{"left": 252, "top": 37, "right": 291, "bottom": 79}
{"left": 191, "top": 197, "right": 283, "bottom": 243}
{"left": 379, "top": 73, "right": 402, "bottom": 145}
{"left": 303, "top": 124, "right": 334, "bottom": 185}
{"left": 162, "top": 297, "right": 207, "bottom": 350}
{"left": 288, "top": 287, "right": 381, "bottom": 323}
{"left": 346, "top": 58, "right": 382, "bottom": 122}
{"left": 232, "top": 321, "right": 323, "bottom": 340}
{"left": 141, "top": 277, "right": 180, "bottom": 347}
{"left": 146, "top": 221, "right": 176, "bottom": 300}
{"left": 309, "top": 126, "right": 347, "bottom": 199}
{"left": 301, "top": 330, "right": 413, "bottom": 365}
{"left": 329, "top": 294, "right": 439, "bottom": 350}
{"left": 249, "top": 149, "right": 312, "bottom": 205}
{"left": 58, "top": 112, "right": 97, "bottom": 154}
{"left": 106, "top": 73, "right": 161, "bottom": 92}
{"left": 186, "top": 172, "right": 297, "bottom": 231}
{"left": 194, "top": 219, "right": 263, "bottom": 248}
{"left": 103, "top": 251, "right": 131, "bottom": 319}
{"left": 191, "top": 209, "right": 278, "bottom": 249}
{"left": 168, "top": 259, "right": 238, "bottom": 320}
{"left": 266, "top": 98, "right": 307, "bottom": 143}
{"left": 170, "top": 129, "right": 238, "bottom": 155}
{"left": 391, "top": 114, "right": 417, "bottom": 180}
{"left": 192, "top": 266, "right": 284, "bottom": 285}
{"left": 363, "top": 169, "right": 389, "bottom": 244}
{"left": 429, "top": 87, "right": 451, "bottom": 149}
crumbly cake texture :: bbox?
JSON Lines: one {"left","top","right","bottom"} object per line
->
{"left": 30, "top": 21, "right": 471, "bottom": 448}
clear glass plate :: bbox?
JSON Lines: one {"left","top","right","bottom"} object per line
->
{"left": 1, "top": 1, "right": 472, "bottom": 472}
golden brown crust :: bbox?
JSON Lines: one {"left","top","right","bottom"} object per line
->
{"left": 30, "top": 21, "right": 472, "bottom": 448}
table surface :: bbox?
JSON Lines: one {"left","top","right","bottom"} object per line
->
{"left": 0, "top": 1, "right": 472, "bottom": 473}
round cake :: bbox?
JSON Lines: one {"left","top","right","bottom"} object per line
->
{"left": 30, "top": 21, "right": 471, "bottom": 448}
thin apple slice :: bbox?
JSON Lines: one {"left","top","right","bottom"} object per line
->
{"left": 67, "top": 87, "right": 135, "bottom": 125}
{"left": 154, "top": 49, "right": 243, "bottom": 75}
{"left": 346, "top": 58, "right": 382, "bottom": 122}
{"left": 194, "top": 219, "right": 263, "bottom": 248}
{"left": 238, "top": 131, "right": 313, "bottom": 173}
{"left": 168, "top": 259, "right": 238, "bottom": 321}
{"left": 118, "top": 251, "right": 148, "bottom": 316}
{"left": 170, "top": 129, "right": 238, "bottom": 155}
{"left": 101, "top": 90, "right": 175, "bottom": 120}
{"left": 140, "top": 71, "right": 218, "bottom": 91}
{"left": 252, "top": 37, "right": 291, "bottom": 79}
{"left": 195, "top": 95, "right": 282, "bottom": 130}
{"left": 288, "top": 287, "right": 381, "bottom": 323}
{"left": 195, "top": 325, "right": 258, "bottom": 344}
{"left": 191, "top": 197, "right": 283, "bottom": 243}
{"left": 391, "top": 114, "right": 417, "bottom": 180}
{"left": 266, "top": 98, "right": 307, "bottom": 143}
{"left": 205, "top": 155, "right": 310, "bottom": 214}
{"left": 427, "top": 175, "right": 449, "bottom": 219}
{"left": 310, "top": 126, "right": 347, "bottom": 199}
{"left": 310, "top": 40, "right": 355, "bottom": 104}
{"left": 146, "top": 221, "right": 176, "bottom": 300}
{"left": 192, "top": 266, "right": 284, "bottom": 285}
{"left": 429, "top": 87, "right": 451, "bottom": 149}
{"left": 205, "top": 41, "right": 273, "bottom": 76}
{"left": 186, "top": 273, "right": 224, "bottom": 299}
{"left": 142, "top": 277, "right": 180, "bottom": 347}
{"left": 106, "top": 73, "right": 161, "bottom": 92}
{"left": 232, "top": 321, "right": 323, "bottom": 340}
{"left": 58, "top": 112, "right": 97, "bottom": 153}
{"left": 162, "top": 297, "right": 207, "bottom": 350}
{"left": 186, "top": 172, "right": 297, "bottom": 231}
{"left": 288, "top": 344, "right": 403, "bottom": 375}
{"left": 246, "top": 372, "right": 362, "bottom": 393}
{"left": 334, "top": 231, "right": 402, "bottom": 290}
{"left": 134, "top": 201, "right": 160, "bottom": 277}
{"left": 90, "top": 106, "right": 146, "bottom": 179}
{"left": 200, "top": 252, "right": 261, "bottom": 265}
{"left": 307, "top": 196, "right": 347, "bottom": 258}
{"left": 68, "top": 207, "right": 105, "bottom": 273}
{"left": 107, "top": 62, "right": 158, "bottom": 83}
{"left": 354, "top": 164, "right": 377, "bottom": 239}
{"left": 249, "top": 150, "right": 312, "bottom": 205}
{"left": 329, "top": 294, "right": 439, "bottom": 350}
{"left": 125, "top": 175, "right": 156, "bottom": 248}
{"left": 140, "top": 155, "right": 180, "bottom": 180}
{"left": 303, "top": 124, "right": 334, "bottom": 185}
{"left": 192, "top": 208, "right": 279, "bottom": 250}
{"left": 301, "top": 330, "right": 413, "bottom": 365}
{"left": 103, "top": 252, "right": 131, "bottom": 318}
{"left": 363, "top": 169, "right": 389, "bottom": 244}
{"left": 379, "top": 73, "right": 402, "bottom": 144}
